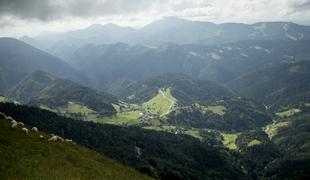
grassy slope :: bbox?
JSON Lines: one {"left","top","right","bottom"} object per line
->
{"left": 95, "top": 88, "right": 176, "bottom": 126}
{"left": 221, "top": 133, "right": 239, "bottom": 150}
{"left": 142, "top": 88, "right": 176, "bottom": 116}
{"left": 101, "top": 111, "right": 141, "bottom": 125}
{"left": 184, "top": 130, "right": 203, "bottom": 140}
{"left": 264, "top": 121, "right": 289, "bottom": 139}
{"left": 196, "top": 104, "right": 226, "bottom": 116}
{"left": 276, "top": 108, "right": 301, "bottom": 118}
{"left": 67, "top": 101, "right": 94, "bottom": 114}
{"left": 206, "top": 105, "right": 226, "bottom": 116}
{"left": 247, "top": 139, "right": 262, "bottom": 147}
{"left": 0, "top": 117, "right": 151, "bottom": 180}
{"left": 0, "top": 95, "right": 5, "bottom": 102}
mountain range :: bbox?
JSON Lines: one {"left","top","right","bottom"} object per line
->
{"left": 68, "top": 40, "right": 310, "bottom": 89}
{"left": 21, "top": 18, "right": 310, "bottom": 60}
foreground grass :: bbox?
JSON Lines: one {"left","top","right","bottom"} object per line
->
{"left": 0, "top": 117, "right": 151, "bottom": 180}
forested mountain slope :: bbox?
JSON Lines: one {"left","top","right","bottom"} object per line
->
{"left": 0, "top": 38, "right": 86, "bottom": 93}
{"left": 6, "top": 71, "right": 117, "bottom": 116}
{"left": 68, "top": 40, "right": 310, "bottom": 89}
{"left": 227, "top": 61, "right": 310, "bottom": 112}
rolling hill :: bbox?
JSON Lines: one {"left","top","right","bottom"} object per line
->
{"left": 0, "top": 38, "right": 86, "bottom": 93}
{"left": 0, "top": 113, "right": 151, "bottom": 180}
{"left": 6, "top": 71, "right": 117, "bottom": 116}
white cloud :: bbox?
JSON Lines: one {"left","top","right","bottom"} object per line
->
{"left": 0, "top": 0, "right": 310, "bottom": 37}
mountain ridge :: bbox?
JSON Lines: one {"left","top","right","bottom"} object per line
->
{"left": 19, "top": 18, "right": 310, "bottom": 60}
{"left": 0, "top": 38, "right": 88, "bottom": 93}
{"left": 6, "top": 71, "right": 117, "bottom": 116}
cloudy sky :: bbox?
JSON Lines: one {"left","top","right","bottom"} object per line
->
{"left": 0, "top": 0, "right": 310, "bottom": 37}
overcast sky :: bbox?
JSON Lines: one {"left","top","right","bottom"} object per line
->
{"left": 0, "top": 0, "right": 310, "bottom": 37}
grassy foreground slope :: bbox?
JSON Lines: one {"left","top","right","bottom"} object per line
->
{"left": 0, "top": 116, "right": 151, "bottom": 180}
